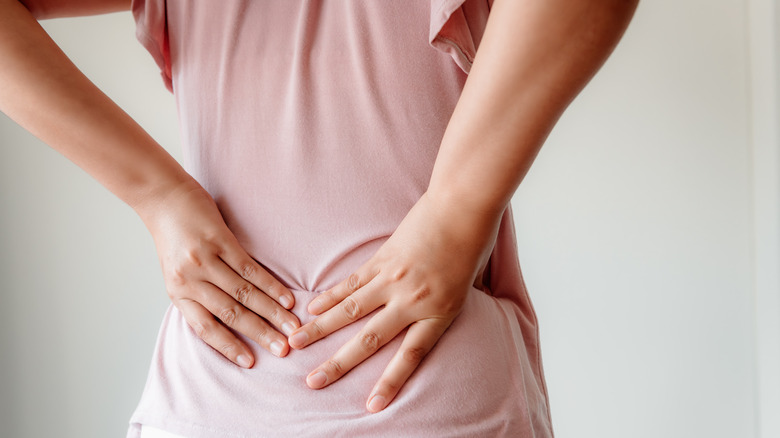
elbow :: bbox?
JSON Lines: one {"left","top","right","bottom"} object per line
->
{"left": 14, "top": 0, "right": 131, "bottom": 19}
{"left": 16, "top": 0, "right": 49, "bottom": 19}
{"left": 615, "top": 0, "right": 640, "bottom": 19}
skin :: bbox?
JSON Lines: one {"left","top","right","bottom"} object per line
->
{"left": 1, "top": 0, "right": 638, "bottom": 416}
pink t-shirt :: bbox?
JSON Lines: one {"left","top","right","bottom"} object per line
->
{"left": 128, "top": 1, "right": 553, "bottom": 436}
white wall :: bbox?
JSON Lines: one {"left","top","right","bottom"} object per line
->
{"left": 516, "top": 1, "right": 757, "bottom": 437}
{"left": 0, "top": 2, "right": 771, "bottom": 437}
{"left": 0, "top": 12, "right": 177, "bottom": 438}
{"left": 748, "top": 0, "right": 780, "bottom": 436}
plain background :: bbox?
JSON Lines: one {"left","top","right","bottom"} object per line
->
{"left": 1, "top": 1, "right": 778, "bottom": 437}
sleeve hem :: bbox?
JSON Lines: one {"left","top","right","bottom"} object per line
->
{"left": 429, "top": 0, "right": 491, "bottom": 74}
{"left": 131, "top": 0, "right": 173, "bottom": 93}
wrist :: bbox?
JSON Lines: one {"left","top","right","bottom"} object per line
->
{"left": 132, "top": 177, "right": 208, "bottom": 227}
{"left": 423, "top": 184, "right": 506, "bottom": 231}
{"left": 415, "top": 190, "right": 503, "bottom": 284}
{"left": 419, "top": 189, "right": 504, "bottom": 258}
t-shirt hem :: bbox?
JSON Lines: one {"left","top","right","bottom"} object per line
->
{"left": 128, "top": 411, "right": 247, "bottom": 438}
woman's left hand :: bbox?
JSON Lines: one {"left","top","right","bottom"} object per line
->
{"left": 287, "top": 191, "right": 503, "bottom": 413}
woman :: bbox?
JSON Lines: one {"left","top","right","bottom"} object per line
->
{"left": 0, "top": 0, "right": 638, "bottom": 436}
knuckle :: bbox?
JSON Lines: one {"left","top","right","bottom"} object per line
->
{"left": 219, "top": 307, "right": 240, "bottom": 325}
{"left": 347, "top": 273, "right": 360, "bottom": 292}
{"left": 402, "top": 347, "right": 427, "bottom": 365}
{"left": 219, "top": 342, "right": 236, "bottom": 357}
{"left": 326, "top": 359, "right": 344, "bottom": 376}
{"left": 191, "top": 321, "right": 207, "bottom": 338}
{"left": 384, "top": 380, "right": 401, "bottom": 394}
{"left": 441, "top": 299, "right": 461, "bottom": 316}
{"left": 169, "top": 267, "right": 187, "bottom": 287}
{"left": 392, "top": 267, "right": 407, "bottom": 281}
{"left": 252, "top": 325, "right": 269, "bottom": 343}
{"left": 191, "top": 318, "right": 214, "bottom": 339}
{"left": 234, "top": 283, "right": 253, "bottom": 306}
{"left": 184, "top": 248, "right": 202, "bottom": 267}
{"left": 203, "top": 234, "right": 221, "bottom": 252}
{"left": 266, "top": 306, "right": 282, "bottom": 324}
{"left": 360, "top": 331, "right": 380, "bottom": 353}
{"left": 412, "top": 285, "right": 432, "bottom": 303}
{"left": 238, "top": 262, "right": 256, "bottom": 281}
{"left": 167, "top": 285, "right": 184, "bottom": 300}
{"left": 310, "top": 320, "right": 325, "bottom": 338}
{"left": 261, "top": 281, "right": 277, "bottom": 297}
{"left": 342, "top": 297, "right": 360, "bottom": 321}
{"left": 318, "top": 291, "right": 334, "bottom": 307}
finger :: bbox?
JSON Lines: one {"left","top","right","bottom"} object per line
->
{"left": 196, "top": 281, "right": 291, "bottom": 358}
{"left": 365, "top": 319, "right": 449, "bottom": 413}
{"left": 218, "top": 240, "right": 295, "bottom": 310}
{"left": 289, "top": 281, "right": 385, "bottom": 350}
{"left": 307, "top": 263, "right": 381, "bottom": 315}
{"left": 175, "top": 297, "right": 255, "bottom": 368}
{"left": 305, "top": 306, "right": 408, "bottom": 389}
{"left": 208, "top": 258, "right": 300, "bottom": 336}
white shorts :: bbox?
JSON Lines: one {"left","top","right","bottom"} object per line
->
{"left": 140, "top": 425, "right": 188, "bottom": 438}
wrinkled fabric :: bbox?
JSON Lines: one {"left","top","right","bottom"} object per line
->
{"left": 128, "top": 1, "right": 553, "bottom": 437}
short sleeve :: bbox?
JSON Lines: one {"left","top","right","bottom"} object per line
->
{"left": 132, "top": 0, "right": 173, "bottom": 92}
{"left": 429, "top": 0, "right": 492, "bottom": 74}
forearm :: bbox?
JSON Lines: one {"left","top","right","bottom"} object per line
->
{"left": 0, "top": 0, "right": 194, "bottom": 219}
{"left": 427, "top": 0, "right": 638, "bottom": 219}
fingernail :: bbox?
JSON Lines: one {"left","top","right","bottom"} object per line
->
{"left": 236, "top": 354, "right": 252, "bottom": 368}
{"left": 270, "top": 341, "right": 284, "bottom": 357}
{"left": 289, "top": 331, "right": 308, "bottom": 348}
{"left": 308, "top": 299, "right": 322, "bottom": 315}
{"left": 307, "top": 371, "right": 327, "bottom": 388}
{"left": 280, "top": 295, "right": 293, "bottom": 309}
{"left": 368, "top": 395, "right": 386, "bottom": 412}
{"left": 281, "top": 322, "right": 296, "bottom": 336}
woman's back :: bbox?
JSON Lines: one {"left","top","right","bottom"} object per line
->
{"left": 128, "top": 0, "right": 553, "bottom": 436}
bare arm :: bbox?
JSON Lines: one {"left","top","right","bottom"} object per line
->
{"left": 18, "top": 0, "right": 129, "bottom": 19}
{"left": 0, "top": 0, "right": 184, "bottom": 209}
{"left": 290, "top": 0, "right": 639, "bottom": 413}
{"left": 0, "top": 0, "right": 301, "bottom": 366}
{"left": 427, "top": 0, "right": 639, "bottom": 218}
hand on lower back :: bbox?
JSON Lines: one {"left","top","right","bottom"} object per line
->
{"left": 287, "top": 191, "right": 502, "bottom": 412}
{"left": 137, "top": 182, "right": 300, "bottom": 368}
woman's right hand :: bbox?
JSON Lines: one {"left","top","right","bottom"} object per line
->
{"left": 135, "top": 181, "right": 300, "bottom": 368}
{"left": 2, "top": 0, "right": 298, "bottom": 369}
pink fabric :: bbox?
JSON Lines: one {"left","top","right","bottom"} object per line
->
{"left": 128, "top": 1, "right": 553, "bottom": 437}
